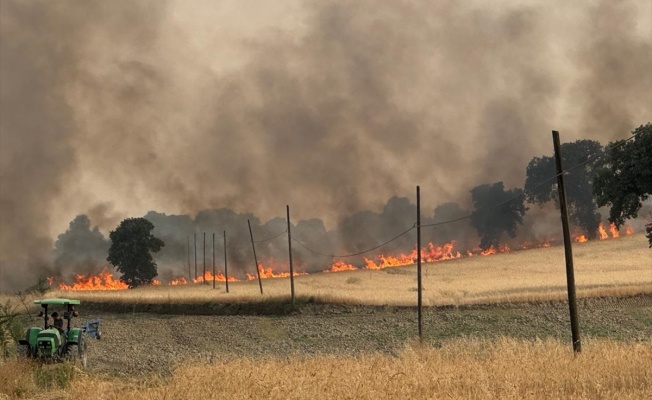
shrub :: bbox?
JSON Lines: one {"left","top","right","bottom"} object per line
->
{"left": 0, "top": 300, "right": 23, "bottom": 357}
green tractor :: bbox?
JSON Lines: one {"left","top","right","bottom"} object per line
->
{"left": 18, "top": 298, "right": 101, "bottom": 368}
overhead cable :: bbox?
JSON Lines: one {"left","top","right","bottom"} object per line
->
{"left": 291, "top": 224, "right": 416, "bottom": 258}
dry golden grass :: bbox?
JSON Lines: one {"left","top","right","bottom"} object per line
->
{"left": 3, "top": 236, "right": 650, "bottom": 399}
{"left": 2, "top": 338, "right": 650, "bottom": 399}
{"left": 47, "top": 234, "right": 651, "bottom": 307}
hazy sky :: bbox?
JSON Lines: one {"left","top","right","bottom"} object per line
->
{"left": 1, "top": 0, "right": 651, "bottom": 287}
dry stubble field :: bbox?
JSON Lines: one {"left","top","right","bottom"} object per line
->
{"left": 1, "top": 234, "right": 651, "bottom": 399}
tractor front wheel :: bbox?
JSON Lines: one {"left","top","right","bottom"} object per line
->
{"left": 66, "top": 339, "right": 88, "bottom": 369}
{"left": 17, "top": 343, "right": 33, "bottom": 358}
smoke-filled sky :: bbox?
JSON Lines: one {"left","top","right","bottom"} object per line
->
{"left": 1, "top": 0, "right": 651, "bottom": 290}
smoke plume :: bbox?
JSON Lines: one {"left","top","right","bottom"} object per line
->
{"left": 1, "top": 0, "right": 650, "bottom": 291}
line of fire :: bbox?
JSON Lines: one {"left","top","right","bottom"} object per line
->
{"left": 49, "top": 222, "right": 634, "bottom": 291}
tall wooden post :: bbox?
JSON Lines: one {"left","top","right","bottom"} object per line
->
{"left": 417, "top": 186, "right": 423, "bottom": 340}
{"left": 203, "top": 232, "right": 206, "bottom": 284}
{"left": 212, "top": 233, "right": 216, "bottom": 289}
{"left": 224, "top": 231, "right": 229, "bottom": 293}
{"left": 187, "top": 235, "right": 191, "bottom": 282}
{"left": 553, "top": 130, "right": 581, "bottom": 353}
{"left": 194, "top": 233, "right": 197, "bottom": 281}
{"left": 248, "top": 219, "right": 264, "bottom": 294}
{"left": 287, "top": 205, "right": 295, "bottom": 306}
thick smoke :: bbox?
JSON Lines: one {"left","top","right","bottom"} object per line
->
{"left": 52, "top": 215, "right": 109, "bottom": 277}
{"left": 1, "top": 0, "right": 650, "bottom": 291}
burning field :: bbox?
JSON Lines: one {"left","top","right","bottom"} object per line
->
{"left": 2, "top": 0, "right": 651, "bottom": 397}
{"left": 3, "top": 231, "right": 650, "bottom": 399}
{"left": 46, "top": 232, "right": 651, "bottom": 308}
{"left": 48, "top": 220, "right": 645, "bottom": 291}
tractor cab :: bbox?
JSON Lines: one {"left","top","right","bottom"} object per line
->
{"left": 18, "top": 298, "right": 100, "bottom": 368}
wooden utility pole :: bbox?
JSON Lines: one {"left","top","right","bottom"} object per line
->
{"left": 417, "top": 186, "right": 423, "bottom": 340}
{"left": 187, "top": 235, "right": 191, "bottom": 282}
{"left": 248, "top": 220, "right": 264, "bottom": 294}
{"left": 224, "top": 231, "right": 229, "bottom": 293}
{"left": 553, "top": 130, "right": 581, "bottom": 353}
{"left": 287, "top": 205, "right": 295, "bottom": 306}
{"left": 203, "top": 232, "right": 206, "bottom": 284}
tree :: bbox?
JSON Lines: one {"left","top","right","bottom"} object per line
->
{"left": 470, "top": 182, "right": 526, "bottom": 250}
{"left": 427, "top": 202, "right": 473, "bottom": 245}
{"left": 107, "top": 218, "right": 164, "bottom": 288}
{"left": 524, "top": 140, "right": 603, "bottom": 239}
{"left": 593, "top": 123, "right": 652, "bottom": 237}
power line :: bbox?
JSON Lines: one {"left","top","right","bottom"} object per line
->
{"left": 252, "top": 229, "right": 287, "bottom": 243}
{"left": 556, "top": 129, "right": 641, "bottom": 175}
{"left": 291, "top": 223, "right": 416, "bottom": 258}
{"left": 420, "top": 175, "right": 557, "bottom": 228}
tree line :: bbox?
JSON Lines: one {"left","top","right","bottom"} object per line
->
{"left": 470, "top": 123, "right": 651, "bottom": 249}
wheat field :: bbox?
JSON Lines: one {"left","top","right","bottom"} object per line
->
{"left": 2, "top": 235, "right": 651, "bottom": 399}
{"left": 2, "top": 338, "right": 651, "bottom": 400}
{"left": 47, "top": 233, "right": 651, "bottom": 307}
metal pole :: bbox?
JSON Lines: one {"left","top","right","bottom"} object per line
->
{"left": 187, "top": 235, "right": 191, "bottom": 282}
{"left": 417, "top": 186, "right": 423, "bottom": 340}
{"left": 552, "top": 130, "right": 581, "bottom": 353}
{"left": 203, "top": 232, "right": 206, "bottom": 284}
{"left": 248, "top": 219, "right": 264, "bottom": 294}
{"left": 212, "top": 233, "right": 216, "bottom": 289}
{"left": 194, "top": 233, "right": 197, "bottom": 282}
{"left": 224, "top": 231, "right": 229, "bottom": 293}
{"left": 287, "top": 205, "right": 295, "bottom": 306}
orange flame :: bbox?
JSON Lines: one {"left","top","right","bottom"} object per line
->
{"left": 170, "top": 277, "right": 188, "bottom": 285}
{"left": 609, "top": 223, "right": 619, "bottom": 238}
{"left": 193, "top": 271, "right": 238, "bottom": 284}
{"left": 325, "top": 260, "right": 358, "bottom": 272}
{"left": 479, "top": 244, "right": 510, "bottom": 256}
{"left": 245, "top": 262, "right": 308, "bottom": 281}
{"left": 363, "top": 254, "right": 413, "bottom": 270}
{"left": 573, "top": 222, "right": 636, "bottom": 243}
{"left": 360, "top": 242, "right": 465, "bottom": 270}
{"left": 421, "top": 242, "right": 463, "bottom": 262}
{"left": 574, "top": 234, "right": 588, "bottom": 243}
{"left": 58, "top": 267, "right": 128, "bottom": 290}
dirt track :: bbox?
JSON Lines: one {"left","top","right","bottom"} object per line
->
{"left": 76, "top": 295, "right": 652, "bottom": 376}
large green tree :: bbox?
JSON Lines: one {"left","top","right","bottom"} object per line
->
{"left": 107, "top": 218, "right": 164, "bottom": 288}
{"left": 524, "top": 140, "right": 603, "bottom": 239}
{"left": 470, "top": 182, "right": 526, "bottom": 250}
{"left": 593, "top": 123, "right": 652, "bottom": 236}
